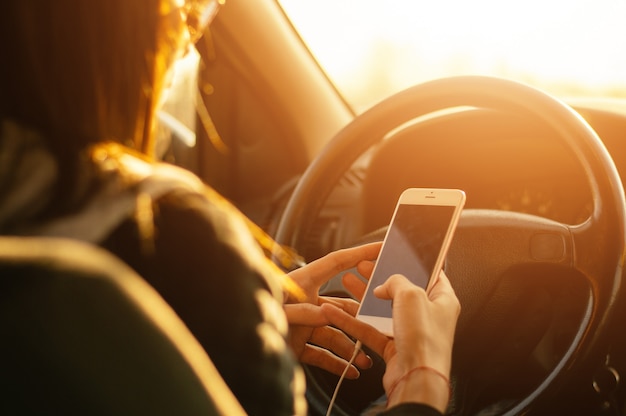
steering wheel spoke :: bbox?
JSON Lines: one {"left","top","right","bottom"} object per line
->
{"left": 445, "top": 210, "right": 574, "bottom": 322}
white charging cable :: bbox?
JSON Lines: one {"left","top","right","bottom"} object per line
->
{"left": 325, "top": 340, "right": 363, "bottom": 416}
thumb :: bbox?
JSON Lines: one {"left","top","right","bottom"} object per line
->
{"left": 372, "top": 274, "right": 415, "bottom": 300}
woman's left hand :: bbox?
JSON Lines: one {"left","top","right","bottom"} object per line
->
{"left": 284, "top": 242, "right": 385, "bottom": 377}
{"left": 287, "top": 242, "right": 381, "bottom": 304}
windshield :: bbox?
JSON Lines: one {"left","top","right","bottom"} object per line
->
{"left": 279, "top": 0, "right": 626, "bottom": 113}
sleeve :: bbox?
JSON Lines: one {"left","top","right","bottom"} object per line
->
{"left": 378, "top": 403, "right": 444, "bottom": 416}
{"left": 102, "top": 189, "right": 302, "bottom": 416}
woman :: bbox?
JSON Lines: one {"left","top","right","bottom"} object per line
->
{"left": 0, "top": 1, "right": 460, "bottom": 415}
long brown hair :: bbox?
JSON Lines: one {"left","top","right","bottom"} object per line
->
{"left": 0, "top": 0, "right": 187, "bottom": 160}
{"left": 0, "top": 0, "right": 190, "bottom": 215}
{"left": 0, "top": 0, "right": 305, "bottom": 297}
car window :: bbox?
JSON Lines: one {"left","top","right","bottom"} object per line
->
{"left": 279, "top": 0, "right": 626, "bottom": 113}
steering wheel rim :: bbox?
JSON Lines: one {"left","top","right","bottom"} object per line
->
{"left": 274, "top": 76, "right": 626, "bottom": 415}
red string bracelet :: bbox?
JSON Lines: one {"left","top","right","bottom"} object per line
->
{"left": 386, "top": 366, "right": 452, "bottom": 406}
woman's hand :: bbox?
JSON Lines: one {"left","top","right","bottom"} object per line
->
{"left": 376, "top": 272, "right": 460, "bottom": 411}
{"left": 322, "top": 270, "right": 461, "bottom": 413}
{"left": 284, "top": 243, "right": 384, "bottom": 378}
{"left": 287, "top": 242, "right": 381, "bottom": 304}
{"left": 284, "top": 299, "right": 373, "bottom": 377}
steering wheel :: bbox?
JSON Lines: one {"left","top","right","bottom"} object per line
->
{"left": 274, "top": 76, "right": 626, "bottom": 415}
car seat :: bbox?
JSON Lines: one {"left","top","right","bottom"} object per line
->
{"left": 0, "top": 236, "right": 245, "bottom": 415}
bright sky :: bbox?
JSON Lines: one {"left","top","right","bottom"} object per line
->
{"left": 279, "top": 0, "right": 626, "bottom": 111}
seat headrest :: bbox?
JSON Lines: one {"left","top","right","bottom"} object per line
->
{"left": 0, "top": 236, "right": 245, "bottom": 415}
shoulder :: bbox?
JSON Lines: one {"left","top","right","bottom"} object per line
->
{"left": 128, "top": 157, "right": 287, "bottom": 299}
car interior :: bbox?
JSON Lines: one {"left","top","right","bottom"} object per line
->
{"left": 3, "top": 0, "right": 626, "bottom": 415}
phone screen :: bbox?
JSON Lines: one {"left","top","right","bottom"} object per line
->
{"left": 358, "top": 203, "right": 456, "bottom": 319}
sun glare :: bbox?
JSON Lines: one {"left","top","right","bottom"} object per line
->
{"left": 279, "top": 0, "right": 626, "bottom": 111}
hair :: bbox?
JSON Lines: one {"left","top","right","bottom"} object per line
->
{"left": 0, "top": 0, "right": 305, "bottom": 297}
{"left": 0, "top": 0, "right": 189, "bottom": 215}
{"left": 0, "top": 0, "right": 187, "bottom": 160}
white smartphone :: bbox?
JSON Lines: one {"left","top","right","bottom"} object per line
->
{"left": 355, "top": 188, "right": 466, "bottom": 337}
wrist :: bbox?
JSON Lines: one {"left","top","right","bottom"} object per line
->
{"left": 386, "top": 366, "right": 451, "bottom": 413}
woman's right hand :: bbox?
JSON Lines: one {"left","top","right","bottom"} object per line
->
{"left": 374, "top": 271, "right": 460, "bottom": 412}
{"left": 321, "top": 270, "right": 460, "bottom": 413}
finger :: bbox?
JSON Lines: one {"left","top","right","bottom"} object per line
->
{"left": 342, "top": 271, "right": 367, "bottom": 301}
{"left": 291, "top": 243, "right": 382, "bottom": 288}
{"left": 319, "top": 296, "right": 361, "bottom": 316}
{"left": 298, "top": 343, "right": 361, "bottom": 379}
{"left": 428, "top": 270, "right": 462, "bottom": 316}
{"left": 308, "top": 326, "right": 372, "bottom": 370}
{"left": 372, "top": 274, "right": 418, "bottom": 300}
{"left": 321, "top": 303, "right": 389, "bottom": 358}
{"left": 428, "top": 269, "right": 454, "bottom": 299}
{"left": 283, "top": 303, "right": 329, "bottom": 326}
{"left": 318, "top": 296, "right": 346, "bottom": 308}
{"left": 356, "top": 260, "right": 375, "bottom": 279}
